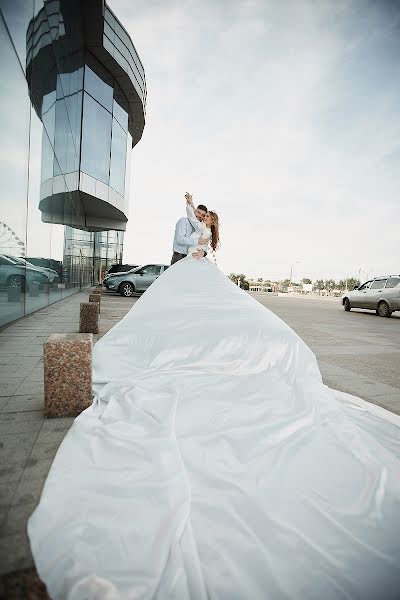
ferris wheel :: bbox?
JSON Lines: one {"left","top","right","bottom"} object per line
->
{"left": 0, "top": 222, "right": 26, "bottom": 257}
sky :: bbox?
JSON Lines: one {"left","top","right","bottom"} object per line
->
{"left": 109, "top": 0, "right": 400, "bottom": 282}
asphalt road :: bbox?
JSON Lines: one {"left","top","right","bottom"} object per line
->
{"left": 250, "top": 293, "right": 400, "bottom": 415}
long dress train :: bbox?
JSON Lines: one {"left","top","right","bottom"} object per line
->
{"left": 28, "top": 256, "right": 400, "bottom": 600}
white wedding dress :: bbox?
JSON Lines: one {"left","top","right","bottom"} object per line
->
{"left": 28, "top": 256, "right": 400, "bottom": 600}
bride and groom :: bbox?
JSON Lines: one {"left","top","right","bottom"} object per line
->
{"left": 171, "top": 192, "right": 219, "bottom": 265}
{"left": 28, "top": 194, "right": 400, "bottom": 599}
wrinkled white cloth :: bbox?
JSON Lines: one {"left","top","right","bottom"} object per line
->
{"left": 28, "top": 256, "right": 400, "bottom": 600}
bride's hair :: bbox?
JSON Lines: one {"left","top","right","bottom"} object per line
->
{"left": 208, "top": 211, "right": 220, "bottom": 252}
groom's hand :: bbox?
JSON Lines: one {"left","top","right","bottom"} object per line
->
{"left": 192, "top": 249, "right": 205, "bottom": 260}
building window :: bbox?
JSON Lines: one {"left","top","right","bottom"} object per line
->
{"left": 81, "top": 92, "right": 112, "bottom": 184}
{"left": 84, "top": 65, "right": 113, "bottom": 112}
{"left": 53, "top": 92, "right": 82, "bottom": 177}
{"left": 109, "top": 118, "right": 127, "bottom": 195}
{"left": 113, "top": 99, "right": 128, "bottom": 131}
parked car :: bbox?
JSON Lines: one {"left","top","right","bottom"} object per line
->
{"left": 104, "top": 264, "right": 169, "bottom": 296}
{"left": 0, "top": 254, "right": 47, "bottom": 291}
{"left": 25, "top": 256, "right": 63, "bottom": 280}
{"left": 4, "top": 255, "right": 59, "bottom": 285}
{"left": 103, "top": 263, "right": 140, "bottom": 282}
{"left": 342, "top": 275, "right": 400, "bottom": 317}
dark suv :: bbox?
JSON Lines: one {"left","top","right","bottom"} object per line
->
{"left": 103, "top": 264, "right": 139, "bottom": 282}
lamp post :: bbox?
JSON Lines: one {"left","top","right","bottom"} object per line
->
{"left": 289, "top": 260, "right": 300, "bottom": 285}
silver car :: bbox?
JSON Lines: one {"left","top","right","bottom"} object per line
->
{"left": 342, "top": 275, "right": 400, "bottom": 317}
{"left": 104, "top": 264, "right": 169, "bottom": 297}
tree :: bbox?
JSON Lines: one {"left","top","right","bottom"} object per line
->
{"left": 228, "top": 273, "right": 249, "bottom": 290}
{"left": 301, "top": 278, "right": 312, "bottom": 284}
{"left": 279, "top": 278, "right": 291, "bottom": 291}
{"left": 345, "top": 277, "right": 361, "bottom": 290}
{"left": 314, "top": 279, "right": 325, "bottom": 290}
{"left": 324, "top": 279, "right": 336, "bottom": 291}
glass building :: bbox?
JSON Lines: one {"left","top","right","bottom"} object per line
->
{"left": 0, "top": 0, "right": 146, "bottom": 328}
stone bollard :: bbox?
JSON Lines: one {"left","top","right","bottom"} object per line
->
{"left": 79, "top": 302, "right": 99, "bottom": 334}
{"left": 44, "top": 333, "right": 93, "bottom": 417}
{"left": 89, "top": 293, "right": 100, "bottom": 313}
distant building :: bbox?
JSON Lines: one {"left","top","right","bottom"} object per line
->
{"left": 249, "top": 281, "right": 276, "bottom": 293}
{"left": 302, "top": 283, "right": 313, "bottom": 293}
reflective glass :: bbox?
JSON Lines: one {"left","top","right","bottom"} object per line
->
{"left": 0, "top": 15, "right": 30, "bottom": 325}
{"left": 371, "top": 279, "right": 387, "bottom": 289}
{"left": 104, "top": 21, "right": 115, "bottom": 45}
{"left": 113, "top": 99, "right": 128, "bottom": 131}
{"left": 1, "top": 0, "right": 34, "bottom": 68}
{"left": 110, "top": 119, "right": 127, "bottom": 196}
{"left": 81, "top": 93, "right": 112, "bottom": 184}
{"left": 84, "top": 65, "right": 113, "bottom": 112}
{"left": 0, "top": 0, "right": 143, "bottom": 327}
{"left": 41, "top": 102, "right": 55, "bottom": 182}
{"left": 53, "top": 92, "right": 81, "bottom": 177}
{"left": 385, "top": 278, "right": 400, "bottom": 289}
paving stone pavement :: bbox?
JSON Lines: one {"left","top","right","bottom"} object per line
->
{"left": 0, "top": 288, "right": 399, "bottom": 593}
{"left": 0, "top": 289, "right": 137, "bottom": 591}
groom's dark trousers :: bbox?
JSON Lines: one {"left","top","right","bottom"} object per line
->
{"left": 171, "top": 252, "right": 186, "bottom": 265}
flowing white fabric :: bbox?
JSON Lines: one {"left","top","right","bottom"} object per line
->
{"left": 28, "top": 256, "right": 400, "bottom": 600}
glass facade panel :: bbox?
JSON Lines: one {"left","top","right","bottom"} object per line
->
{"left": 41, "top": 100, "right": 55, "bottom": 182}
{"left": 81, "top": 92, "right": 112, "bottom": 185}
{"left": 53, "top": 91, "right": 82, "bottom": 177}
{"left": 110, "top": 119, "right": 127, "bottom": 196}
{"left": 84, "top": 65, "right": 113, "bottom": 111}
{"left": 0, "top": 13, "right": 30, "bottom": 326}
{"left": 113, "top": 99, "right": 128, "bottom": 131}
{"left": 0, "top": 1, "right": 145, "bottom": 330}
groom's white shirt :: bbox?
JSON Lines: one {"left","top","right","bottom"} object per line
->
{"left": 173, "top": 217, "right": 195, "bottom": 254}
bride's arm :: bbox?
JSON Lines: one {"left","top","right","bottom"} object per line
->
{"left": 186, "top": 202, "right": 205, "bottom": 235}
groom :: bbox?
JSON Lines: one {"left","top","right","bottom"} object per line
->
{"left": 171, "top": 199, "right": 208, "bottom": 265}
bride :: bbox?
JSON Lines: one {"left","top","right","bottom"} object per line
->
{"left": 28, "top": 195, "right": 400, "bottom": 600}
{"left": 184, "top": 191, "right": 219, "bottom": 261}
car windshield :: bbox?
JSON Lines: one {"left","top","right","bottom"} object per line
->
{"left": 110, "top": 266, "right": 142, "bottom": 277}
{"left": 127, "top": 266, "right": 143, "bottom": 273}
{"left": 4, "top": 255, "right": 24, "bottom": 265}
{"left": 1, "top": 255, "right": 18, "bottom": 265}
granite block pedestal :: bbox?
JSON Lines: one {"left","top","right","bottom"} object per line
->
{"left": 79, "top": 302, "right": 99, "bottom": 334}
{"left": 89, "top": 293, "right": 101, "bottom": 313}
{"left": 44, "top": 333, "right": 93, "bottom": 417}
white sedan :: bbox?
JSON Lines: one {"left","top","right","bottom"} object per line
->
{"left": 342, "top": 275, "right": 400, "bottom": 317}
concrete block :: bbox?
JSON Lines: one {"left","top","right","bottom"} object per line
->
{"left": 79, "top": 302, "right": 99, "bottom": 334}
{"left": 44, "top": 333, "right": 93, "bottom": 418}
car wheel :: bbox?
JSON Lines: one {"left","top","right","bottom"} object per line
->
{"left": 377, "top": 300, "right": 391, "bottom": 318}
{"left": 7, "top": 275, "right": 25, "bottom": 292}
{"left": 343, "top": 298, "right": 351, "bottom": 311}
{"left": 119, "top": 282, "right": 135, "bottom": 297}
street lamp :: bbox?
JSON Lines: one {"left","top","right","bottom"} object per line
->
{"left": 289, "top": 260, "right": 300, "bottom": 285}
